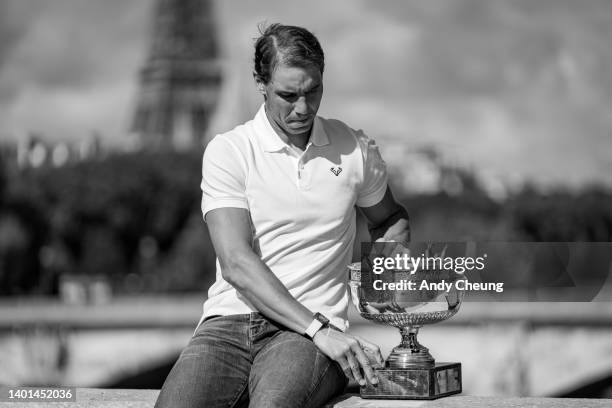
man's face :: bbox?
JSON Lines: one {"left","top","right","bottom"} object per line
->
{"left": 258, "top": 62, "right": 323, "bottom": 139}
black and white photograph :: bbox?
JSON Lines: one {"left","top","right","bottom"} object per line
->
{"left": 1, "top": 1, "right": 611, "bottom": 407}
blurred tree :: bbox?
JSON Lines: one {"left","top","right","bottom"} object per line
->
{"left": 79, "top": 226, "right": 127, "bottom": 277}
{"left": 1, "top": 150, "right": 207, "bottom": 295}
{"left": 0, "top": 200, "right": 48, "bottom": 295}
{"left": 395, "top": 168, "right": 511, "bottom": 241}
{"left": 511, "top": 188, "right": 612, "bottom": 241}
{"left": 33, "top": 151, "right": 203, "bottom": 277}
{"left": 0, "top": 155, "right": 6, "bottom": 206}
{"left": 0, "top": 214, "right": 30, "bottom": 294}
{"left": 142, "top": 211, "right": 216, "bottom": 293}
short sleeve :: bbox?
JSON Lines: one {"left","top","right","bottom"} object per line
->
{"left": 355, "top": 130, "right": 388, "bottom": 208}
{"left": 200, "top": 136, "right": 249, "bottom": 220}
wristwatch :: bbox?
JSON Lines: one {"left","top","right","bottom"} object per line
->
{"left": 304, "top": 312, "right": 330, "bottom": 339}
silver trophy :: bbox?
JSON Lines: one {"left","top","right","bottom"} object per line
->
{"left": 348, "top": 253, "right": 465, "bottom": 399}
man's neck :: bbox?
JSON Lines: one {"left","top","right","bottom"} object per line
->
{"left": 285, "top": 133, "right": 310, "bottom": 152}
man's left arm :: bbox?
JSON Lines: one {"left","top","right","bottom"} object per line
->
{"left": 359, "top": 185, "right": 410, "bottom": 247}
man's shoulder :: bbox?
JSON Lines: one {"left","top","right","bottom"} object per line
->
{"left": 317, "top": 116, "right": 371, "bottom": 149}
{"left": 209, "top": 119, "right": 256, "bottom": 153}
{"left": 317, "top": 116, "right": 356, "bottom": 136}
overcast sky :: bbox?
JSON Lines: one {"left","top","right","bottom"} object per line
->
{"left": 1, "top": 0, "right": 611, "bottom": 189}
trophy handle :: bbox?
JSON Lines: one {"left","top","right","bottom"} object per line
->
{"left": 386, "top": 326, "right": 435, "bottom": 369}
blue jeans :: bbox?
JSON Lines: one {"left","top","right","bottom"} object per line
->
{"left": 155, "top": 313, "right": 348, "bottom": 408}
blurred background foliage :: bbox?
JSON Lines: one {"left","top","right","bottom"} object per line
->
{"left": 1, "top": 151, "right": 611, "bottom": 296}
{"left": 0, "top": 151, "right": 216, "bottom": 296}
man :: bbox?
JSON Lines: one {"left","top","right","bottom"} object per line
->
{"left": 155, "top": 24, "right": 410, "bottom": 408}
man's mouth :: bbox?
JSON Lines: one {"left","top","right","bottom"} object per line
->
{"left": 289, "top": 118, "right": 312, "bottom": 126}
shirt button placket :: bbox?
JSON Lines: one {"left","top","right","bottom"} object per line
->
{"left": 298, "top": 151, "right": 310, "bottom": 190}
{"left": 286, "top": 147, "right": 301, "bottom": 188}
{"left": 297, "top": 161, "right": 304, "bottom": 188}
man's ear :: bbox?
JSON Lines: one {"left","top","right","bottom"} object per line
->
{"left": 253, "top": 73, "right": 266, "bottom": 95}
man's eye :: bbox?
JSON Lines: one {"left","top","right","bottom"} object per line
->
{"left": 279, "top": 94, "right": 298, "bottom": 101}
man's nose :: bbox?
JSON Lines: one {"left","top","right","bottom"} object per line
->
{"left": 293, "top": 96, "right": 308, "bottom": 116}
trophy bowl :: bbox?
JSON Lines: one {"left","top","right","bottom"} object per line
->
{"left": 348, "top": 260, "right": 465, "bottom": 399}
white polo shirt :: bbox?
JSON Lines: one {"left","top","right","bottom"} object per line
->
{"left": 199, "top": 104, "right": 388, "bottom": 330}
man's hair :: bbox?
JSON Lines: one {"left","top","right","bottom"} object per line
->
{"left": 253, "top": 23, "right": 325, "bottom": 84}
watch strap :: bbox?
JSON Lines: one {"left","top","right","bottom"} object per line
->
{"left": 313, "top": 312, "right": 330, "bottom": 326}
{"left": 305, "top": 312, "right": 331, "bottom": 339}
{"left": 304, "top": 318, "right": 324, "bottom": 339}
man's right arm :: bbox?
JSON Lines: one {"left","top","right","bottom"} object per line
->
{"left": 205, "top": 207, "right": 314, "bottom": 333}
{"left": 205, "top": 206, "right": 383, "bottom": 386}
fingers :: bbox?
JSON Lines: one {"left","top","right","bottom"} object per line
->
{"left": 373, "top": 238, "right": 393, "bottom": 257}
{"left": 313, "top": 330, "right": 382, "bottom": 387}
{"left": 345, "top": 352, "right": 365, "bottom": 387}
{"left": 349, "top": 340, "right": 378, "bottom": 386}
{"left": 337, "top": 357, "right": 350, "bottom": 377}
{"left": 373, "top": 239, "right": 409, "bottom": 259}
{"left": 353, "top": 336, "right": 385, "bottom": 368}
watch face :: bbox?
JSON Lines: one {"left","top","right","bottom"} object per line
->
{"left": 315, "top": 313, "right": 330, "bottom": 325}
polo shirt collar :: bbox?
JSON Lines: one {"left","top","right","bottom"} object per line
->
{"left": 255, "top": 104, "right": 330, "bottom": 152}
{"left": 255, "top": 105, "right": 285, "bottom": 152}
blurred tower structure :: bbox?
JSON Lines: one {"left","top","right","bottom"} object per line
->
{"left": 131, "top": 0, "right": 221, "bottom": 151}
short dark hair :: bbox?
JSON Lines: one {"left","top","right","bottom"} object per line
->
{"left": 253, "top": 23, "right": 325, "bottom": 84}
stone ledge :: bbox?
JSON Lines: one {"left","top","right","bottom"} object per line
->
{"left": 0, "top": 389, "right": 610, "bottom": 407}
{"left": 326, "top": 393, "right": 612, "bottom": 408}
{"left": 0, "top": 389, "right": 156, "bottom": 408}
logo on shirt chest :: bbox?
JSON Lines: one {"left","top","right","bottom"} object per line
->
{"left": 330, "top": 167, "right": 342, "bottom": 176}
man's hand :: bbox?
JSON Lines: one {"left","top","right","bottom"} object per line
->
{"left": 360, "top": 186, "right": 410, "bottom": 250}
{"left": 312, "top": 328, "right": 384, "bottom": 387}
{"left": 374, "top": 238, "right": 410, "bottom": 259}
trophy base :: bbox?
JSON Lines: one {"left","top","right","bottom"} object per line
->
{"left": 361, "top": 362, "right": 461, "bottom": 400}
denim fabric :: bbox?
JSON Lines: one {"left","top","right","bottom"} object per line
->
{"left": 155, "top": 313, "right": 348, "bottom": 408}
